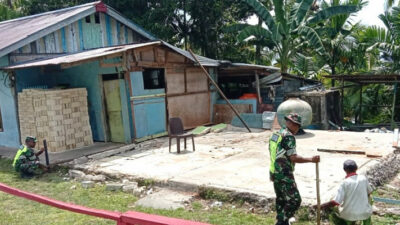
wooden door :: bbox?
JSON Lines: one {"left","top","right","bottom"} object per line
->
{"left": 103, "top": 79, "right": 125, "bottom": 143}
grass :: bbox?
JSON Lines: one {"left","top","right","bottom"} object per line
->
{"left": 0, "top": 158, "right": 399, "bottom": 224}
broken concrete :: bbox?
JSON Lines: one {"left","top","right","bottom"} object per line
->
{"left": 106, "top": 183, "right": 123, "bottom": 191}
{"left": 81, "top": 181, "right": 95, "bottom": 189}
{"left": 135, "top": 189, "right": 192, "bottom": 210}
{"left": 83, "top": 174, "right": 106, "bottom": 182}
{"left": 69, "top": 170, "right": 85, "bottom": 180}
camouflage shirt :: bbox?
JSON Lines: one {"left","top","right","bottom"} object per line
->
{"left": 273, "top": 128, "right": 297, "bottom": 180}
{"left": 14, "top": 145, "right": 37, "bottom": 172}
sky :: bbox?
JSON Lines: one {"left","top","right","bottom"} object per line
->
{"left": 247, "top": 0, "right": 386, "bottom": 27}
{"left": 354, "top": 0, "right": 385, "bottom": 27}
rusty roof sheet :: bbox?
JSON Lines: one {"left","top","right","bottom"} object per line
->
{"left": 0, "top": 2, "right": 98, "bottom": 57}
{"left": 2, "top": 41, "right": 162, "bottom": 70}
{"left": 0, "top": 2, "right": 156, "bottom": 58}
{"left": 161, "top": 41, "right": 220, "bottom": 67}
{"left": 1, "top": 41, "right": 221, "bottom": 70}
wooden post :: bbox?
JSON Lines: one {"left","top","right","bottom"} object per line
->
{"left": 188, "top": 49, "right": 251, "bottom": 132}
{"left": 340, "top": 78, "right": 344, "bottom": 131}
{"left": 316, "top": 162, "right": 321, "bottom": 225}
{"left": 359, "top": 84, "right": 363, "bottom": 124}
{"left": 255, "top": 72, "right": 262, "bottom": 105}
{"left": 391, "top": 83, "right": 398, "bottom": 129}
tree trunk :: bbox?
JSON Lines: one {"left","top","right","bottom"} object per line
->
{"left": 331, "top": 65, "right": 336, "bottom": 87}
{"left": 255, "top": 17, "right": 262, "bottom": 64}
{"left": 6, "top": 0, "right": 12, "bottom": 8}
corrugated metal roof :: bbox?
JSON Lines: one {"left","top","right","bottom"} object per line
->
{"left": 0, "top": 2, "right": 156, "bottom": 58}
{"left": 324, "top": 74, "right": 400, "bottom": 84}
{"left": 2, "top": 41, "right": 162, "bottom": 70}
{"left": 230, "top": 63, "right": 279, "bottom": 72}
{"left": 161, "top": 41, "right": 220, "bottom": 67}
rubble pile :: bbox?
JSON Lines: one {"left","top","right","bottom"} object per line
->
{"left": 366, "top": 152, "right": 400, "bottom": 188}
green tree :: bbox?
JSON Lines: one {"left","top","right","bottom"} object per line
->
{"left": 313, "top": 0, "right": 365, "bottom": 82}
{"left": 226, "top": 0, "right": 362, "bottom": 73}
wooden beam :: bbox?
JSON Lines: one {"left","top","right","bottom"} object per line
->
{"left": 188, "top": 49, "right": 251, "bottom": 133}
{"left": 391, "top": 83, "right": 398, "bottom": 129}
{"left": 359, "top": 84, "right": 362, "bottom": 124}
{"left": 167, "top": 90, "right": 215, "bottom": 98}
{"left": 100, "top": 62, "right": 123, "bottom": 68}
{"left": 255, "top": 72, "right": 261, "bottom": 104}
{"left": 317, "top": 148, "right": 365, "bottom": 155}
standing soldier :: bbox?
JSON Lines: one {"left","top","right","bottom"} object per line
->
{"left": 269, "top": 113, "right": 320, "bottom": 225}
{"left": 12, "top": 136, "right": 45, "bottom": 178}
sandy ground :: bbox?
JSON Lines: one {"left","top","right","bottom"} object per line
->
{"left": 81, "top": 128, "right": 395, "bottom": 205}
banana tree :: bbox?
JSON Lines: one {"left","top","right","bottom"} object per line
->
{"left": 313, "top": 0, "right": 365, "bottom": 87}
{"left": 225, "top": 0, "right": 362, "bottom": 73}
{"left": 367, "top": 7, "right": 400, "bottom": 73}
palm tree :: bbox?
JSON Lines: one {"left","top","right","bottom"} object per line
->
{"left": 225, "top": 0, "right": 362, "bottom": 73}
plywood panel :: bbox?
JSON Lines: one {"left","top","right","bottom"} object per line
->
{"left": 186, "top": 67, "right": 208, "bottom": 92}
{"left": 167, "top": 52, "right": 185, "bottom": 63}
{"left": 167, "top": 93, "right": 210, "bottom": 128}
{"left": 140, "top": 49, "right": 155, "bottom": 62}
{"left": 166, "top": 68, "right": 185, "bottom": 94}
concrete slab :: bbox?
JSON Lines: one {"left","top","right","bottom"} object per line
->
{"left": 135, "top": 189, "right": 192, "bottom": 210}
{"left": 78, "top": 130, "right": 395, "bottom": 205}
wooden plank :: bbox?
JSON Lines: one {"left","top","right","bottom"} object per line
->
{"left": 317, "top": 148, "right": 365, "bottom": 155}
{"left": 99, "top": 12, "right": 107, "bottom": 47}
{"left": 167, "top": 90, "right": 213, "bottom": 98}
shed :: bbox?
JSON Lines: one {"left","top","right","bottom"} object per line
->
{"left": 0, "top": 2, "right": 219, "bottom": 149}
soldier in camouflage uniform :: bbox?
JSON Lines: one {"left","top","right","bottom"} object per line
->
{"left": 269, "top": 113, "right": 320, "bottom": 225}
{"left": 12, "top": 136, "right": 45, "bottom": 178}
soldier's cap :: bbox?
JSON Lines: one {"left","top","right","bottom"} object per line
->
{"left": 284, "top": 113, "right": 302, "bottom": 126}
{"left": 25, "top": 136, "right": 38, "bottom": 143}
{"left": 343, "top": 159, "right": 358, "bottom": 172}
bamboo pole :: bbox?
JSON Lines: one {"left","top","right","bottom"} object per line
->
{"left": 188, "top": 49, "right": 251, "bottom": 133}
{"left": 316, "top": 162, "right": 321, "bottom": 225}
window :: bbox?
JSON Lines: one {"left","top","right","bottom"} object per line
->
{"left": 85, "top": 16, "right": 91, "bottom": 23}
{"left": 95, "top": 12, "right": 100, "bottom": 24}
{"left": 143, "top": 68, "right": 165, "bottom": 89}
{"left": 0, "top": 107, "right": 3, "bottom": 132}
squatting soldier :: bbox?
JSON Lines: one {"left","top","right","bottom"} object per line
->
{"left": 269, "top": 113, "right": 320, "bottom": 225}
{"left": 319, "top": 160, "right": 373, "bottom": 225}
{"left": 12, "top": 136, "right": 45, "bottom": 178}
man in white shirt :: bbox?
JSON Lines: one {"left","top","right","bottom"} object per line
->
{"left": 319, "top": 159, "right": 373, "bottom": 225}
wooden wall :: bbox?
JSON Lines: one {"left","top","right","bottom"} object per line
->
{"left": 10, "top": 12, "right": 148, "bottom": 63}
{"left": 128, "top": 46, "right": 212, "bottom": 129}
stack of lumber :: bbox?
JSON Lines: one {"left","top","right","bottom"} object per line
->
{"left": 18, "top": 88, "right": 93, "bottom": 152}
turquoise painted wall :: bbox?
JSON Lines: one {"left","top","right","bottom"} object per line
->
{"left": 0, "top": 56, "right": 20, "bottom": 147}
{"left": 15, "top": 61, "right": 132, "bottom": 143}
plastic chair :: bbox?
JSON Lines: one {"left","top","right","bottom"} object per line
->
{"left": 168, "top": 117, "right": 195, "bottom": 154}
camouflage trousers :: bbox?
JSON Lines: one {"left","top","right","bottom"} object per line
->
{"left": 273, "top": 175, "right": 302, "bottom": 223}
{"left": 17, "top": 162, "right": 39, "bottom": 177}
